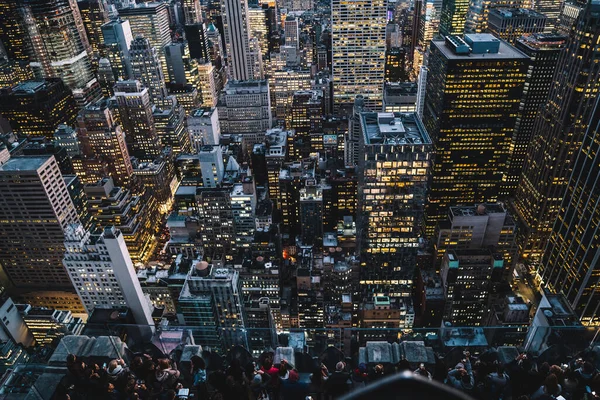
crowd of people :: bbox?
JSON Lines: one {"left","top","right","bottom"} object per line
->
{"left": 59, "top": 349, "right": 600, "bottom": 400}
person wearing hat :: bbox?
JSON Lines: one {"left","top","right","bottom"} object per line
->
{"left": 325, "top": 361, "right": 351, "bottom": 398}
{"left": 351, "top": 363, "right": 369, "bottom": 388}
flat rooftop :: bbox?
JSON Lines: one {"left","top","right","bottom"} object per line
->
{"left": 360, "top": 112, "right": 431, "bottom": 145}
{"left": 0, "top": 156, "right": 50, "bottom": 172}
{"left": 432, "top": 34, "right": 528, "bottom": 60}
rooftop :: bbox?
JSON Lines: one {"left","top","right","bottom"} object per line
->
{"left": 0, "top": 156, "right": 50, "bottom": 172}
{"left": 360, "top": 112, "right": 431, "bottom": 146}
{"left": 433, "top": 34, "right": 528, "bottom": 59}
{"left": 490, "top": 7, "right": 547, "bottom": 19}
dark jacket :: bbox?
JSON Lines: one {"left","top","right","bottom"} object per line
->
{"left": 325, "top": 371, "right": 351, "bottom": 397}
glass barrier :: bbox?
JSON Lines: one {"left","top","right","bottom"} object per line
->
{"left": 3, "top": 324, "right": 599, "bottom": 398}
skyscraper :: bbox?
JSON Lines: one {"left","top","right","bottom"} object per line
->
{"left": 513, "top": 3, "right": 600, "bottom": 262}
{"left": 114, "top": 80, "right": 163, "bottom": 162}
{"left": 422, "top": 34, "right": 527, "bottom": 236}
{"left": 0, "top": 1, "right": 31, "bottom": 62}
{"left": 504, "top": 33, "right": 566, "bottom": 194}
{"left": 76, "top": 99, "right": 134, "bottom": 187}
{"left": 331, "top": 0, "right": 387, "bottom": 113}
{"left": 18, "top": 0, "right": 100, "bottom": 105}
{"left": 487, "top": 8, "right": 547, "bottom": 44}
{"left": 540, "top": 95, "right": 600, "bottom": 325}
{"left": 129, "top": 37, "right": 169, "bottom": 103}
{"left": 440, "top": 0, "right": 470, "bottom": 35}
{"left": 222, "top": 0, "right": 256, "bottom": 80}
{"left": 0, "top": 79, "right": 78, "bottom": 138}
{"left": 358, "top": 112, "right": 432, "bottom": 300}
{"left": 63, "top": 224, "right": 154, "bottom": 326}
{"left": 101, "top": 18, "right": 134, "bottom": 80}
{"left": 284, "top": 17, "right": 300, "bottom": 49}
{"left": 117, "top": 3, "right": 171, "bottom": 53}
{"left": 0, "top": 156, "right": 84, "bottom": 313}
{"left": 77, "top": 0, "right": 110, "bottom": 64}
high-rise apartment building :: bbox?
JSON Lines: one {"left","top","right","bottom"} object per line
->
{"left": 358, "top": 112, "right": 432, "bottom": 300}
{"left": 422, "top": 34, "right": 527, "bottom": 236}
{"left": 129, "top": 37, "right": 169, "bottom": 103}
{"left": 0, "top": 79, "right": 78, "bottom": 138}
{"left": 196, "top": 189, "right": 237, "bottom": 253}
{"left": 332, "top": 0, "right": 387, "bottom": 113}
{"left": 272, "top": 69, "right": 312, "bottom": 121}
{"left": 465, "top": 0, "right": 524, "bottom": 33}
{"left": 17, "top": 0, "right": 100, "bottom": 106}
{"left": 513, "top": 3, "right": 600, "bottom": 262}
{"left": 413, "top": 0, "right": 443, "bottom": 71}
{"left": 154, "top": 101, "right": 192, "bottom": 153}
{"left": 114, "top": 80, "right": 163, "bottom": 162}
{"left": 231, "top": 179, "right": 257, "bottom": 246}
{"left": 248, "top": 6, "right": 270, "bottom": 60}
{"left": 532, "top": 0, "right": 566, "bottom": 31}
{"left": 0, "top": 1, "right": 31, "bottom": 62}
{"left": 0, "top": 156, "right": 84, "bottom": 313}
{"left": 504, "top": 33, "right": 566, "bottom": 193}
{"left": 75, "top": 99, "right": 134, "bottom": 187}
{"left": 63, "top": 224, "right": 154, "bottom": 326}
{"left": 487, "top": 8, "right": 547, "bottom": 44}
{"left": 197, "top": 62, "right": 218, "bottom": 107}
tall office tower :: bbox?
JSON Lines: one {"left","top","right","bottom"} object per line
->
{"left": 199, "top": 145, "right": 225, "bottom": 187}
{"left": 0, "top": 1, "right": 31, "bottom": 62}
{"left": 287, "top": 90, "right": 324, "bottom": 134}
{"left": 197, "top": 62, "right": 218, "bottom": 107}
{"left": 117, "top": 3, "right": 171, "bottom": 54}
{"left": 84, "top": 177, "right": 159, "bottom": 263}
{"left": 63, "top": 224, "right": 155, "bottom": 326}
{"left": 261, "top": 129, "right": 289, "bottom": 202}
{"left": 179, "top": 262, "right": 248, "bottom": 350}
{"left": 284, "top": 17, "right": 300, "bottom": 49}
{"left": 416, "top": 66, "right": 427, "bottom": 117}
{"left": 165, "top": 42, "right": 198, "bottom": 86}
{"left": 557, "top": 0, "right": 584, "bottom": 35}
{"left": 101, "top": 18, "right": 133, "bottom": 80}
{"left": 332, "top": 0, "right": 386, "bottom": 113}
{"left": 217, "top": 80, "right": 272, "bottom": 145}
{"left": 299, "top": 183, "right": 323, "bottom": 246}
{"left": 532, "top": 0, "right": 565, "bottom": 31}
{"left": 440, "top": 0, "right": 470, "bottom": 35}
{"left": 184, "top": 23, "right": 211, "bottom": 62}
{"left": 441, "top": 248, "right": 504, "bottom": 326}
{"left": 384, "top": 48, "right": 409, "bottom": 83}
{"left": 0, "top": 79, "right": 78, "bottom": 138}
{"left": 504, "top": 33, "right": 566, "bottom": 193}
{"left": 0, "top": 59, "right": 34, "bottom": 88}
{"left": 0, "top": 156, "right": 84, "bottom": 313}
{"left": 196, "top": 189, "right": 237, "bottom": 253}
{"left": 222, "top": 0, "right": 256, "bottom": 80}
{"left": 231, "top": 178, "right": 257, "bottom": 246}
{"left": 422, "top": 34, "right": 527, "bottom": 236}
{"left": 513, "top": 3, "right": 600, "bottom": 262}
{"left": 97, "top": 58, "right": 116, "bottom": 97}
{"left": 129, "top": 37, "right": 169, "bottom": 104}
{"left": 154, "top": 100, "right": 192, "bottom": 153}
{"left": 18, "top": 0, "right": 100, "bottom": 106}
{"left": 76, "top": 99, "right": 134, "bottom": 187}
{"left": 540, "top": 96, "right": 600, "bottom": 325}
{"left": 188, "top": 108, "right": 221, "bottom": 151}
{"left": 383, "top": 82, "right": 418, "bottom": 113}
{"left": 413, "top": 0, "right": 443, "bottom": 72}
{"left": 487, "top": 8, "right": 547, "bottom": 44}
{"left": 54, "top": 125, "right": 81, "bottom": 157}
{"left": 114, "top": 80, "right": 163, "bottom": 163}
{"left": 464, "top": 0, "right": 524, "bottom": 33}
{"left": 358, "top": 112, "right": 432, "bottom": 300}
{"left": 77, "top": 0, "right": 110, "bottom": 64}
{"left": 272, "top": 69, "right": 312, "bottom": 121}
{"left": 434, "top": 204, "right": 517, "bottom": 275}
{"left": 183, "top": 0, "right": 202, "bottom": 24}
{"left": 344, "top": 95, "right": 367, "bottom": 168}
{"left": 248, "top": 6, "right": 270, "bottom": 59}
